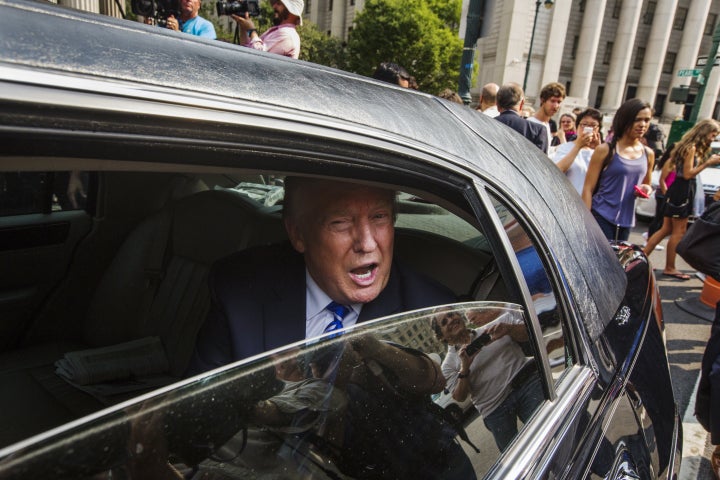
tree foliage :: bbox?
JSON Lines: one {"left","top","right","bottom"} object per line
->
{"left": 298, "top": 23, "right": 348, "bottom": 69}
{"left": 344, "top": 0, "right": 462, "bottom": 93}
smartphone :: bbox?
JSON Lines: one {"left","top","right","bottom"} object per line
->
{"left": 583, "top": 126, "right": 593, "bottom": 135}
{"left": 634, "top": 185, "right": 649, "bottom": 199}
{"left": 465, "top": 332, "right": 492, "bottom": 356}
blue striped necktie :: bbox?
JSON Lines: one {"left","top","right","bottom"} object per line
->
{"left": 324, "top": 301, "right": 350, "bottom": 333}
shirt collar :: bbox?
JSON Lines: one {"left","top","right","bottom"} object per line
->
{"left": 305, "top": 269, "right": 359, "bottom": 319}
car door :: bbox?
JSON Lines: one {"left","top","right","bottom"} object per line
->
{"left": 0, "top": 171, "right": 93, "bottom": 352}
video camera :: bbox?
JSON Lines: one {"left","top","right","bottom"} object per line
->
{"left": 131, "top": 0, "right": 181, "bottom": 27}
{"left": 216, "top": 0, "right": 260, "bottom": 17}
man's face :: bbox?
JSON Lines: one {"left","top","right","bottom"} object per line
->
{"left": 541, "top": 95, "right": 563, "bottom": 118}
{"left": 179, "top": 0, "right": 201, "bottom": 19}
{"left": 434, "top": 310, "right": 465, "bottom": 341}
{"left": 271, "top": 0, "right": 291, "bottom": 25}
{"left": 286, "top": 182, "right": 395, "bottom": 306}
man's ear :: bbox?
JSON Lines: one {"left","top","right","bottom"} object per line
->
{"left": 284, "top": 217, "right": 306, "bottom": 253}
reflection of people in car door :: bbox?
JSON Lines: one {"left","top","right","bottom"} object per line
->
{"left": 432, "top": 307, "right": 543, "bottom": 452}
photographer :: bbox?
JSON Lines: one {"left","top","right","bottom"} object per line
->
{"left": 232, "top": 0, "right": 302, "bottom": 58}
{"left": 158, "top": 0, "right": 217, "bottom": 39}
{"left": 431, "top": 306, "right": 543, "bottom": 452}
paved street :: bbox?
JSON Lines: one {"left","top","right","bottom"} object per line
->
{"left": 628, "top": 221, "right": 717, "bottom": 480}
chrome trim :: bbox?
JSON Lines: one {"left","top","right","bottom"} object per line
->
{"left": 487, "top": 365, "right": 596, "bottom": 478}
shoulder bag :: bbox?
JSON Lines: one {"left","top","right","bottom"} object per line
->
{"left": 677, "top": 201, "right": 720, "bottom": 280}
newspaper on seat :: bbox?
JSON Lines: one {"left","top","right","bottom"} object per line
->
{"left": 55, "top": 336, "right": 176, "bottom": 401}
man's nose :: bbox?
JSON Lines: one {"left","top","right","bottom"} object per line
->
{"left": 352, "top": 220, "right": 377, "bottom": 252}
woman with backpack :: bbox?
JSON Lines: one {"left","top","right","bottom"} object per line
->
{"left": 582, "top": 99, "right": 655, "bottom": 242}
{"left": 643, "top": 119, "right": 720, "bottom": 280}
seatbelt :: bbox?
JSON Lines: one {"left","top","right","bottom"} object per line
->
{"left": 137, "top": 206, "right": 174, "bottom": 334}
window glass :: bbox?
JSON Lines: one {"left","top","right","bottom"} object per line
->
{"left": 0, "top": 171, "right": 88, "bottom": 216}
{"left": 488, "top": 194, "right": 575, "bottom": 379}
{"left": 3, "top": 303, "right": 541, "bottom": 479}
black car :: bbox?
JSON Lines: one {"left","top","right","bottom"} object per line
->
{"left": 0, "top": 1, "right": 680, "bottom": 478}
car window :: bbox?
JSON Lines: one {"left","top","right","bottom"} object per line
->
{"left": 0, "top": 171, "right": 89, "bottom": 216}
{"left": 0, "top": 302, "right": 537, "bottom": 480}
{"left": 487, "top": 193, "right": 575, "bottom": 380}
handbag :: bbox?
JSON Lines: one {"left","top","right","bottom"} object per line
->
{"left": 677, "top": 201, "right": 720, "bottom": 280}
{"left": 663, "top": 176, "right": 693, "bottom": 217}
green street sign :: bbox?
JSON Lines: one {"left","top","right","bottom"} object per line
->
{"left": 677, "top": 69, "right": 702, "bottom": 77}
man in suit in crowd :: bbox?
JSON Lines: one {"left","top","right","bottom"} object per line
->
{"left": 495, "top": 82, "right": 549, "bottom": 154}
{"left": 187, "top": 176, "right": 455, "bottom": 373}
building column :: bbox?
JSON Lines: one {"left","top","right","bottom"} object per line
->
{"left": 699, "top": 63, "right": 720, "bottom": 120}
{"left": 600, "top": 1, "right": 644, "bottom": 113}
{"left": 493, "top": 0, "right": 530, "bottom": 86}
{"left": 636, "top": 0, "right": 679, "bottom": 107}
{"left": 568, "top": 0, "right": 607, "bottom": 105}
{"left": 59, "top": 0, "right": 100, "bottom": 13}
{"left": 662, "top": 1, "right": 712, "bottom": 122}
{"left": 540, "top": 1, "right": 571, "bottom": 89}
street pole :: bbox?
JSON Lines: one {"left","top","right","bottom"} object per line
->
{"left": 458, "top": 0, "right": 484, "bottom": 105}
{"left": 689, "top": 23, "right": 720, "bottom": 123}
{"left": 523, "top": 1, "right": 541, "bottom": 92}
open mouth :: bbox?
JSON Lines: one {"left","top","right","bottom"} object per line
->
{"left": 350, "top": 263, "right": 378, "bottom": 284}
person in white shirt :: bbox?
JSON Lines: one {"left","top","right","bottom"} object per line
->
{"left": 528, "top": 82, "right": 565, "bottom": 155}
{"left": 553, "top": 108, "right": 603, "bottom": 194}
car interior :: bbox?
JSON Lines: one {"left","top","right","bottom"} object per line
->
{"left": 0, "top": 163, "right": 568, "bottom": 474}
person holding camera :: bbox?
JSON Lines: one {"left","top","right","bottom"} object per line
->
{"left": 164, "top": 0, "right": 217, "bottom": 39}
{"left": 232, "top": 0, "right": 302, "bottom": 59}
{"left": 432, "top": 307, "right": 543, "bottom": 452}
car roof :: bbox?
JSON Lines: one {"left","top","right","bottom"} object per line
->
{"left": 0, "top": 0, "right": 626, "bottom": 339}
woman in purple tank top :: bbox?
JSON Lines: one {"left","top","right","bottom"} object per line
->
{"left": 582, "top": 99, "right": 655, "bottom": 242}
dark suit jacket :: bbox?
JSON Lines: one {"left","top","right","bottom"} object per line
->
{"left": 187, "top": 243, "right": 455, "bottom": 375}
{"left": 696, "top": 301, "right": 720, "bottom": 443}
{"left": 495, "top": 110, "right": 549, "bottom": 154}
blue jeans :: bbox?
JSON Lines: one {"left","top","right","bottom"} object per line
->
{"left": 483, "top": 374, "right": 544, "bottom": 451}
{"left": 592, "top": 210, "right": 630, "bottom": 242}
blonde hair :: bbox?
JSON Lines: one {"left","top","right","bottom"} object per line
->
{"left": 673, "top": 119, "right": 720, "bottom": 167}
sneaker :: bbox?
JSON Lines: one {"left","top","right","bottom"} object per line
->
{"left": 656, "top": 244, "right": 664, "bottom": 251}
{"left": 641, "top": 232, "right": 648, "bottom": 240}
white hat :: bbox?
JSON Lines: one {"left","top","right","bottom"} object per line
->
{"left": 281, "top": 0, "right": 304, "bottom": 25}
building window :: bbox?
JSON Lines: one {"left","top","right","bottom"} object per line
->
{"left": 579, "top": 0, "right": 585, "bottom": 13}
{"left": 612, "top": 0, "right": 622, "bottom": 19}
{"left": 625, "top": 85, "right": 637, "bottom": 103}
{"left": 644, "top": 1, "right": 656, "bottom": 25}
{"left": 603, "top": 42, "right": 613, "bottom": 65}
{"left": 595, "top": 86, "right": 605, "bottom": 109}
{"left": 706, "top": 14, "right": 718, "bottom": 36}
{"left": 634, "top": 47, "right": 645, "bottom": 70}
{"left": 328, "top": 0, "right": 332, "bottom": 11}
{"left": 654, "top": 94, "right": 666, "bottom": 117}
{"left": 571, "top": 35, "right": 579, "bottom": 59}
{"left": 674, "top": 7, "right": 687, "bottom": 30}
{"left": 305, "top": 0, "right": 310, "bottom": 13}
{"left": 662, "top": 52, "right": 676, "bottom": 74}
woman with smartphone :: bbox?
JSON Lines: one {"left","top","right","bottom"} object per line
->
{"left": 582, "top": 99, "right": 655, "bottom": 242}
{"left": 553, "top": 108, "right": 603, "bottom": 194}
{"left": 643, "top": 119, "right": 720, "bottom": 280}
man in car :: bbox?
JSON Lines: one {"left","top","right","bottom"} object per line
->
{"left": 188, "top": 176, "right": 456, "bottom": 372}
{"left": 232, "top": 0, "right": 302, "bottom": 58}
{"left": 186, "top": 176, "right": 475, "bottom": 478}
